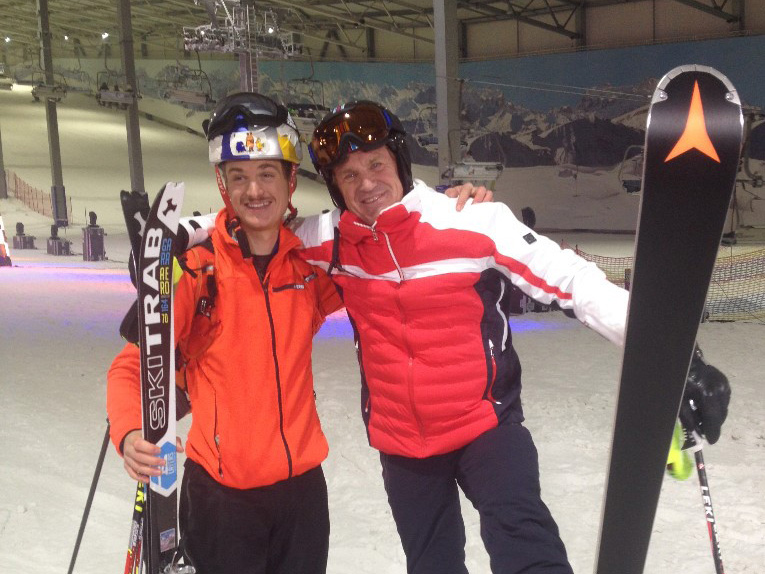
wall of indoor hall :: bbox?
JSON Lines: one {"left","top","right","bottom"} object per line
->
{"left": 2, "top": 1, "right": 764, "bottom": 65}
{"left": 5, "top": 27, "right": 764, "bottom": 233}
{"left": 462, "top": 0, "right": 764, "bottom": 61}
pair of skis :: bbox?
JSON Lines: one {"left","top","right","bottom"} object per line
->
{"left": 120, "top": 183, "right": 187, "bottom": 574}
{"left": 595, "top": 65, "right": 742, "bottom": 573}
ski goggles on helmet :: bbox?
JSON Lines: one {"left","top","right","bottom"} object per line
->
{"left": 204, "top": 92, "right": 290, "bottom": 141}
{"left": 309, "top": 101, "right": 399, "bottom": 169}
{"left": 205, "top": 92, "right": 302, "bottom": 165}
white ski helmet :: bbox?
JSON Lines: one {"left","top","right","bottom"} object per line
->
{"left": 203, "top": 92, "right": 302, "bottom": 166}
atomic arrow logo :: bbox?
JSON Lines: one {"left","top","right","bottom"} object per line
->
{"left": 664, "top": 80, "right": 720, "bottom": 163}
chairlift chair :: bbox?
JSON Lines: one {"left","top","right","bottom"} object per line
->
{"left": 31, "top": 71, "right": 68, "bottom": 103}
{"left": 618, "top": 144, "right": 644, "bottom": 194}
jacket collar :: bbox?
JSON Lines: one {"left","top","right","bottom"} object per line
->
{"left": 214, "top": 208, "right": 302, "bottom": 261}
{"left": 337, "top": 180, "right": 429, "bottom": 244}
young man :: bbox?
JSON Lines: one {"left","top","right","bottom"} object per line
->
{"left": 107, "top": 93, "right": 342, "bottom": 574}
{"left": 296, "top": 100, "right": 731, "bottom": 574}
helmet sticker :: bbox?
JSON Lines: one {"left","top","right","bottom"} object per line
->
{"left": 205, "top": 93, "right": 303, "bottom": 165}
{"left": 228, "top": 129, "right": 276, "bottom": 158}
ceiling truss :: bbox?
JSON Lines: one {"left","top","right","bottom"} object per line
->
{"left": 0, "top": 0, "right": 749, "bottom": 61}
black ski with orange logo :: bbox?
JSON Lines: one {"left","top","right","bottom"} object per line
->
{"left": 595, "top": 66, "right": 742, "bottom": 574}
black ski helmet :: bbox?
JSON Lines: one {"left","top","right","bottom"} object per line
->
{"left": 308, "top": 100, "right": 413, "bottom": 210}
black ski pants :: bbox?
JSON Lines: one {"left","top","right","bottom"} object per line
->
{"left": 380, "top": 422, "right": 573, "bottom": 574}
{"left": 179, "top": 459, "right": 329, "bottom": 574}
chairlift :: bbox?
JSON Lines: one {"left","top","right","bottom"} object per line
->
{"left": 725, "top": 107, "right": 765, "bottom": 243}
{"left": 12, "top": 62, "right": 40, "bottom": 85}
{"left": 413, "top": 106, "right": 473, "bottom": 158}
{"left": 414, "top": 106, "right": 439, "bottom": 153}
{"left": 739, "top": 107, "right": 765, "bottom": 189}
{"left": 286, "top": 77, "right": 328, "bottom": 135}
{"left": 443, "top": 161, "right": 504, "bottom": 190}
{"left": 96, "top": 70, "right": 134, "bottom": 109}
{"left": 31, "top": 71, "right": 68, "bottom": 103}
{"left": 0, "top": 64, "right": 13, "bottom": 90}
{"left": 618, "top": 145, "right": 644, "bottom": 194}
{"left": 161, "top": 58, "right": 216, "bottom": 110}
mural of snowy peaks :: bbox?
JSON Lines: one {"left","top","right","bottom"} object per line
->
{"left": 260, "top": 76, "right": 645, "bottom": 170}
{"left": 22, "top": 34, "right": 764, "bottom": 175}
{"left": 261, "top": 34, "right": 765, "bottom": 172}
{"left": 11, "top": 34, "right": 763, "bottom": 231}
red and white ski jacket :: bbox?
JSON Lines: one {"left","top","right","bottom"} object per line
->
{"left": 296, "top": 182, "right": 628, "bottom": 459}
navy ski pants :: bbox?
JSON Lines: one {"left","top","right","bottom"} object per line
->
{"left": 178, "top": 459, "right": 329, "bottom": 574}
{"left": 380, "top": 422, "right": 573, "bottom": 574}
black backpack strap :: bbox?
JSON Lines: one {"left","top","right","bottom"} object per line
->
{"left": 119, "top": 299, "right": 140, "bottom": 345}
{"left": 327, "top": 226, "right": 343, "bottom": 276}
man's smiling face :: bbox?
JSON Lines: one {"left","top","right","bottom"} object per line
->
{"left": 223, "top": 159, "right": 291, "bottom": 234}
{"left": 333, "top": 146, "right": 404, "bottom": 225}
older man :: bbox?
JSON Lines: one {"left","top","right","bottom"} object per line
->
{"left": 297, "top": 100, "right": 730, "bottom": 574}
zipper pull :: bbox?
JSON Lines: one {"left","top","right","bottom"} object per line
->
{"left": 215, "top": 435, "right": 224, "bottom": 478}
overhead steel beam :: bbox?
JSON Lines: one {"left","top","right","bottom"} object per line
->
{"left": 267, "top": 0, "right": 435, "bottom": 44}
{"left": 671, "top": 0, "right": 741, "bottom": 22}
{"left": 457, "top": 0, "right": 583, "bottom": 40}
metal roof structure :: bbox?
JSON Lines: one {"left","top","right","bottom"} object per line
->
{"left": 0, "top": 0, "right": 748, "bottom": 62}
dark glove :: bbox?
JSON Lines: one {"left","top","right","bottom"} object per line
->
{"left": 679, "top": 346, "right": 731, "bottom": 445}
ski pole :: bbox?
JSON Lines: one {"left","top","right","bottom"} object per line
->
{"left": 689, "top": 432, "right": 725, "bottom": 574}
{"left": 67, "top": 421, "right": 111, "bottom": 574}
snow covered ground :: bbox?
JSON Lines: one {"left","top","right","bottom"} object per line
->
{"left": 1, "top": 84, "right": 764, "bottom": 574}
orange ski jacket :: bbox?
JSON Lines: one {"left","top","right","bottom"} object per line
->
{"left": 107, "top": 209, "right": 343, "bottom": 489}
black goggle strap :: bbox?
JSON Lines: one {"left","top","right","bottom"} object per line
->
{"left": 284, "top": 164, "right": 299, "bottom": 226}
{"left": 207, "top": 104, "right": 288, "bottom": 140}
{"left": 327, "top": 225, "right": 343, "bottom": 276}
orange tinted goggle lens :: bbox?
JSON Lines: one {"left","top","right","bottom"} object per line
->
{"left": 311, "top": 105, "right": 392, "bottom": 166}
